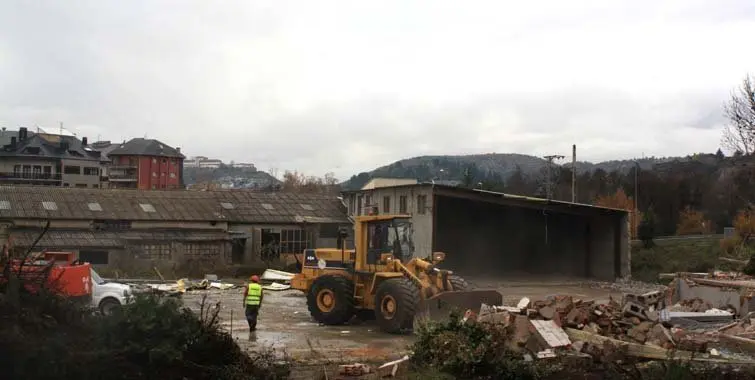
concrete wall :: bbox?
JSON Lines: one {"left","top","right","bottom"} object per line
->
{"left": 343, "top": 185, "right": 434, "bottom": 258}
{"left": 433, "top": 195, "right": 625, "bottom": 281}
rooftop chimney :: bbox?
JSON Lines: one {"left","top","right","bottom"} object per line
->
{"left": 19, "top": 127, "right": 28, "bottom": 141}
{"left": 176, "top": 147, "right": 181, "bottom": 154}
{"left": 82, "top": 137, "right": 88, "bottom": 146}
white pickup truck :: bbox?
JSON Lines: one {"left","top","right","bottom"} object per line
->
{"left": 90, "top": 268, "right": 133, "bottom": 315}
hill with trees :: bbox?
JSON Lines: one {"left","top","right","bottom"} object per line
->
{"left": 341, "top": 154, "right": 679, "bottom": 191}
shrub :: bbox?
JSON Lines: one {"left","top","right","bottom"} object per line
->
{"left": 0, "top": 289, "right": 289, "bottom": 380}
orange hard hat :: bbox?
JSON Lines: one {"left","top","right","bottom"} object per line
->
{"left": 250, "top": 275, "right": 260, "bottom": 283}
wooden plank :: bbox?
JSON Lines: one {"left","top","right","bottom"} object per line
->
{"left": 565, "top": 328, "right": 755, "bottom": 364}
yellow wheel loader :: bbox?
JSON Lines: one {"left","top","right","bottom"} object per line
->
{"left": 290, "top": 214, "right": 503, "bottom": 334}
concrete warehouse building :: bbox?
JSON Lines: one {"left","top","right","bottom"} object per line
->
{"left": 0, "top": 186, "right": 349, "bottom": 274}
{"left": 342, "top": 181, "right": 631, "bottom": 281}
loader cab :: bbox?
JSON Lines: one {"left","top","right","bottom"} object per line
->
{"left": 358, "top": 215, "right": 414, "bottom": 269}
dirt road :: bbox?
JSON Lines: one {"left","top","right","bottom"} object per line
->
{"left": 183, "top": 288, "right": 413, "bottom": 363}
{"left": 181, "top": 278, "right": 661, "bottom": 365}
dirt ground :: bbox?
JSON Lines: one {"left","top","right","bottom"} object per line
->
{"left": 180, "top": 277, "right": 661, "bottom": 368}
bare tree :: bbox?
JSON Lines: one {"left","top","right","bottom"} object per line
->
{"left": 722, "top": 75, "right": 755, "bottom": 155}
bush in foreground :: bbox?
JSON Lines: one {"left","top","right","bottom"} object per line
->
{"left": 0, "top": 289, "right": 289, "bottom": 380}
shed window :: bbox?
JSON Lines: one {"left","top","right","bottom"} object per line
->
{"left": 79, "top": 250, "right": 108, "bottom": 265}
{"left": 87, "top": 202, "right": 103, "bottom": 211}
{"left": 0, "top": 201, "right": 9, "bottom": 210}
{"left": 42, "top": 201, "right": 58, "bottom": 211}
{"left": 280, "top": 228, "right": 314, "bottom": 255}
{"left": 399, "top": 196, "right": 407, "bottom": 214}
{"left": 137, "top": 244, "right": 171, "bottom": 260}
{"left": 139, "top": 203, "right": 156, "bottom": 213}
{"left": 417, "top": 195, "right": 427, "bottom": 214}
{"left": 63, "top": 166, "right": 81, "bottom": 175}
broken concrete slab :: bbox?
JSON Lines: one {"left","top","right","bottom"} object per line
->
{"left": 260, "top": 269, "right": 295, "bottom": 283}
{"left": 531, "top": 319, "right": 571, "bottom": 348}
{"left": 668, "top": 311, "right": 735, "bottom": 324}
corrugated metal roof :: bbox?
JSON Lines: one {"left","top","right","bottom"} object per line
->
{"left": 0, "top": 186, "right": 349, "bottom": 224}
{"left": 9, "top": 229, "right": 232, "bottom": 248}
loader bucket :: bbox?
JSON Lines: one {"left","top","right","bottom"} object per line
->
{"left": 415, "top": 289, "right": 503, "bottom": 324}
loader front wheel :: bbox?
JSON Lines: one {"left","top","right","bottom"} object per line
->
{"left": 448, "top": 275, "right": 469, "bottom": 291}
{"left": 307, "top": 275, "right": 355, "bottom": 325}
{"left": 375, "top": 278, "right": 420, "bottom": 334}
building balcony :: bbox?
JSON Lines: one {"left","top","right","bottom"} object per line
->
{"left": 0, "top": 172, "right": 62, "bottom": 182}
{"left": 109, "top": 164, "right": 138, "bottom": 170}
{"left": 108, "top": 174, "right": 137, "bottom": 182}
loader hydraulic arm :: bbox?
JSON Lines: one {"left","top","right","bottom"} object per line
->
{"left": 389, "top": 259, "right": 424, "bottom": 288}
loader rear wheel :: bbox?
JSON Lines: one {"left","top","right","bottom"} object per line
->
{"left": 448, "top": 275, "right": 469, "bottom": 291}
{"left": 375, "top": 278, "right": 420, "bottom": 334}
{"left": 307, "top": 275, "right": 354, "bottom": 325}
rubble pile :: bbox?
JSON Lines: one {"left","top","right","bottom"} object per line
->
{"left": 719, "top": 313, "right": 755, "bottom": 337}
{"left": 585, "top": 277, "right": 668, "bottom": 294}
{"left": 465, "top": 288, "right": 755, "bottom": 366}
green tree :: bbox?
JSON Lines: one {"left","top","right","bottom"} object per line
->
{"left": 638, "top": 208, "right": 657, "bottom": 248}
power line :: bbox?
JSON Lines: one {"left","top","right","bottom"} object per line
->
{"left": 543, "top": 154, "right": 565, "bottom": 199}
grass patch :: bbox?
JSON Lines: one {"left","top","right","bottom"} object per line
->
{"left": 631, "top": 238, "right": 722, "bottom": 283}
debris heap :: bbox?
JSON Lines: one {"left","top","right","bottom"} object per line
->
{"left": 468, "top": 289, "right": 754, "bottom": 364}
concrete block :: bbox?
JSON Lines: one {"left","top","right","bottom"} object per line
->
{"left": 623, "top": 301, "right": 648, "bottom": 320}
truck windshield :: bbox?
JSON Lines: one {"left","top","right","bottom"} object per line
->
{"left": 392, "top": 219, "right": 414, "bottom": 261}
{"left": 90, "top": 269, "right": 105, "bottom": 285}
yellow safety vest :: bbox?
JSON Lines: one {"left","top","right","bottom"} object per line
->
{"left": 245, "top": 283, "right": 262, "bottom": 306}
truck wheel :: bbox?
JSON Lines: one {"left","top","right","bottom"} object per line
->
{"left": 306, "top": 275, "right": 355, "bottom": 325}
{"left": 99, "top": 298, "right": 121, "bottom": 316}
{"left": 448, "top": 275, "right": 469, "bottom": 291}
{"left": 375, "top": 278, "right": 420, "bottom": 334}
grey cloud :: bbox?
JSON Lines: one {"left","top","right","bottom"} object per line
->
{"left": 0, "top": 0, "right": 749, "bottom": 180}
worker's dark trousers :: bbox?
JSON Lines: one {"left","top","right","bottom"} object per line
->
{"left": 245, "top": 304, "right": 260, "bottom": 331}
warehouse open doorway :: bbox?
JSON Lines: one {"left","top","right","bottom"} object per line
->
{"left": 432, "top": 189, "right": 629, "bottom": 281}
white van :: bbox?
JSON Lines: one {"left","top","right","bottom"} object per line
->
{"left": 90, "top": 268, "right": 133, "bottom": 315}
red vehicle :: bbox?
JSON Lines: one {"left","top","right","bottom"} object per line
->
{"left": 1, "top": 251, "right": 93, "bottom": 303}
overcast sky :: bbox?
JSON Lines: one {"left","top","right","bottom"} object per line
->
{"left": 1, "top": 1, "right": 754, "bottom": 180}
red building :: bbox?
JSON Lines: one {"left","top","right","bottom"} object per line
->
{"left": 106, "top": 138, "right": 184, "bottom": 190}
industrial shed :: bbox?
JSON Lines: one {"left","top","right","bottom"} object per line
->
{"left": 0, "top": 186, "right": 349, "bottom": 273}
{"left": 342, "top": 183, "right": 630, "bottom": 281}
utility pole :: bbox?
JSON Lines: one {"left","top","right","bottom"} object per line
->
{"left": 571, "top": 144, "right": 577, "bottom": 203}
{"left": 634, "top": 161, "right": 640, "bottom": 238}
{"left": 543, "top": 154, "right": 565, "bottom": 199}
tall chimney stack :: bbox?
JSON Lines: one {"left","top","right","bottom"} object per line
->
{"left": 82, "top": 137, "right": 88, "bottom": 146}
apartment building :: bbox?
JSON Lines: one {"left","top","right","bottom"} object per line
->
{"left": 0, "top": 127, "right": 104, "bottom": 188}
{"left": 107, "top": 138, "right": 185, "bottom": 190}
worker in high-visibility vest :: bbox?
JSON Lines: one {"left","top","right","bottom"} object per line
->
{"left": 243, "top": 275, "right": 264, "bottom": 332}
